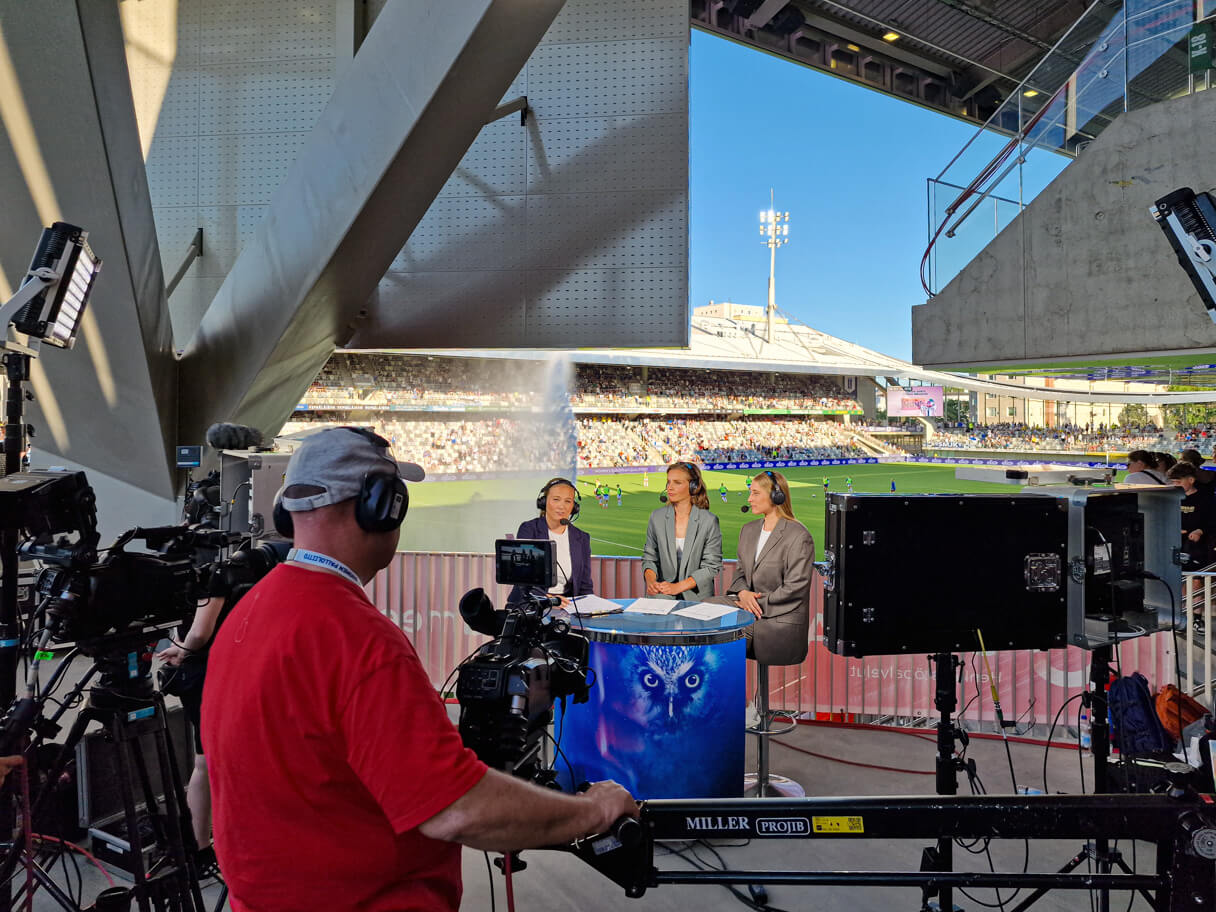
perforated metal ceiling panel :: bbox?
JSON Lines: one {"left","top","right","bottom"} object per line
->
{"left": 358, "top": 0, "right": 690, "bottom": 350}
{"left": 128, "top": 0, "right": 337, "bottom": 350}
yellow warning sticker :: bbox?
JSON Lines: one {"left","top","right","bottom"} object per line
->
{"left": 812, "top": 816, "right": 864, "bottom": 834}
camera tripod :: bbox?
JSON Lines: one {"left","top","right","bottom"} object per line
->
{"left": 0, "top": 652, "right": 208, "bottom": 912}
{"left": 919, "top": 646, "right": 1153, "bottom": 912}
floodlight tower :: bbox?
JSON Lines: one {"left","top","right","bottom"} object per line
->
{"left": 759, "top": 190, "right": 790, "bottom": 344}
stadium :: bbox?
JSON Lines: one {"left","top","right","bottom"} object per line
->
{"left": 5, "top": 1, "right": 1216, "bottom": 911}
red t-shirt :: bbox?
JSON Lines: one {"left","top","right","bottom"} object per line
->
{"left": 202, "top": 564, "right": 488, "bottom": 911}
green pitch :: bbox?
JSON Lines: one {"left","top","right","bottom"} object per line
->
{"left": 399, "top": 462, "right": 1014, "bottom": 559}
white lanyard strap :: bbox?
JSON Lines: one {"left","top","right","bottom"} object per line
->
{"left": 287, "top": 548, "right": 362, "bottom": 586}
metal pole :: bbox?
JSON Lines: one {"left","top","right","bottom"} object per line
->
{"left": 0, "top": 351, "right": 28, "bottom": 912}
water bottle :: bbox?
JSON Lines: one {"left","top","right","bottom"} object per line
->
{"left": 1079, "top": 709, "right": 1092, "bottom": 751}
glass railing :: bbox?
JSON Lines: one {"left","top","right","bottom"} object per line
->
{"left": 923, "top": 0, "right": 1213, "bottom": 296}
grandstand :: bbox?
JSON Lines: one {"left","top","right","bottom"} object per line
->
{"left": 285, "top": 301, "right": 1216, "bottom": 476}
{"left": 282, "top": 303, "right": 920, "bottom": 477}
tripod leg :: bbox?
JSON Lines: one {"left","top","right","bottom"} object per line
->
{"left": 147, "top": 706, "right": 206, "bottom": 912}
{"left": 1007, "top": 847, "right": 1087, "bottom": 912}
{"left": 110, "top": 716, "right": 153, "bottom": 912}
{"left": 24, "top": 855, "right": 82, "bottom": 910}
{"left": 130, "top": 738, "right": 168, "bottom": 849}
{"left": 0, "top": 708, "right": 97, "bottom": 891}
{"left": 211, "top": 883, "right": 227, "bottom": 912}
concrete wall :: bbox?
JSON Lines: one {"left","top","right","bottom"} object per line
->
{"left": 352, "top": 0, "right": 690, "bottom": 349}
{"left": 122, "top": 0, "right": 341, "bottom": 352}
{"left": 912, "top": 86, "right": 1216, "bottom": 368}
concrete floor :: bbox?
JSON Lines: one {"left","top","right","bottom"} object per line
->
{"left": 456, "top": 722, "right": 1168, "bottom": 912}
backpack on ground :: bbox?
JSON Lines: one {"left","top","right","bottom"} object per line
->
{"left": 1155, "top": 683, "right": 1209, "bottom": 741}
{"left": 1108, "top": 672, "right": 1173, "bottom": 755}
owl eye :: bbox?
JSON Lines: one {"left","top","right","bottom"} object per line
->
{"left": 642, "top": 673, "right": 661, "bottom": 689}
{"left": 684, "top": 673, "right": 701, "bottom": 689}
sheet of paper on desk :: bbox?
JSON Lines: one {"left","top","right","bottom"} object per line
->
{"left": 623, "top": 598, "right": 678, "bottom": 615}
{"left": 673, "top": 602, "right": 739, "bottom": 621}
{"left": 567, "top": 594, "right": 624, "bottom": 616}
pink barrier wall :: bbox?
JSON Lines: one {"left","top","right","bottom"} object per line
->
{"left": 368, "top": 552, "right": 1177, "bottom": 727}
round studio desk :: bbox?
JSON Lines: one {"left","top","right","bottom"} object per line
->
{"left": 554, "top": 600, "right": 754, "bottom": 800}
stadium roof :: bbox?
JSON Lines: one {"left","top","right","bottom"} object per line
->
{"left": 361, "top": 308, "right": 1216, "bottom": 405}
{"left": 692, "top": 0, "right": 1101, "bottom": 129}
{"left": 371, "top": 310, "right": 921, "bottom": 378}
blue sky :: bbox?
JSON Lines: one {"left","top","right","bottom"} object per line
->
{"left": 690, "top": 31, "right": 1068, "bottom": 361}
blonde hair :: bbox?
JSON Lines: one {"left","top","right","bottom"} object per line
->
{"left": 755, "top": 470, "right": 795, "bottom": 520}
{"left": 666, "top": 462, "right": 710, "bottom": 510}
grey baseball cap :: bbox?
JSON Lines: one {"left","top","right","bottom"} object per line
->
{"left": 280, "top": 426, "right": 424, "bottom": 512}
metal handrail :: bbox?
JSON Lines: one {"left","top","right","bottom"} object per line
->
{"left": 921, "top": 1, "right": 1126, "bottom": 296}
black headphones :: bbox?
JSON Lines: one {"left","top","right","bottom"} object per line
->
{"left": 673, "top": 463, "right": 700, "bottom": 495}
{"left": 536, "top": 477, "right": 581, "bottom": 518}
{"left": 761, "top": 470, "right": 787, "bottom": 506}
{"left": 272, "top": 428, "right": 410, "bottom": 539}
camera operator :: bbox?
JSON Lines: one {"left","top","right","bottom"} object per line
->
{"left": 202, "top": 427, "right": 636, "bottom": 912}
{"left": 155, "top": 593, "right": 224, "bottom": 869}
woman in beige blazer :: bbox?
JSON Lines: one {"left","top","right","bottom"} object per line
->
{"left": 728, "top": 470, "right": 814, "bottom": 665}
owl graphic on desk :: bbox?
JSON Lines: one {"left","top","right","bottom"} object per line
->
{"left": 590, "top": 643, "right": 741, "bottom": 798}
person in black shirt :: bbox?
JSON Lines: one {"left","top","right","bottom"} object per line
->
{"left": 1179, "top": 449, "right": 1216, "bottom": 496}
{"left": 1168, "top": 463, "right": 1215, "bottom": 632}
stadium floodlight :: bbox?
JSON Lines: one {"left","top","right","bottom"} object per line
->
{"left": 759, "top": 192, "right": 790, "bottom": 343}
{"left": 1, "top": 222, "right": 101, "bottom": 350}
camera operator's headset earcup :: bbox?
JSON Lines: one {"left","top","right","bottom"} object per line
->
{"left": 355, "top": 472, "right": 409, "bottom": 534}
{"left": 272, "top": 474, "right": 408, "bottom": 540}
{"left": 273, "top": 488, "right": 294, "bottom": 539}
{"left": 764, "top": 470, "right": 786, "bottom": 506}
{"left": 536, "top": 477, "right": 581, "bottom": 519}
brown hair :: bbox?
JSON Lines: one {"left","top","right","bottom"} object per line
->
{"left": 667, "top": 462, "right": 710, "bottom": 510}
{"left": 1127, "top": 450, "right": 1156, "bottom": 468}
{"left": 1180, "top": 448, "right": 1204, "bottom": 468}
{"left": 1168, "top": 462, "right": 1197, "bottom": 482}
{"left": 754, "top": 470, "right": 796, "bottom": 521}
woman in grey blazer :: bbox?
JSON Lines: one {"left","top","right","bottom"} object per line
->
{"left": 641, "top": 462, "right": 723, "bottom": 602}
{"left": 728, "top": 470, "right": 814, "bottom": 666}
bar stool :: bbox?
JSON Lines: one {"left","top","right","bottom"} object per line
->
{"left": 744, "top": 661, "right": 805, "bottom": 797}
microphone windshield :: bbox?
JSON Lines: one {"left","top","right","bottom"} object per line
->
{"left": 740, "top": 505, "right": 750, "bottom": 513}
{"left": 659, "top": 494, "right": 668, "bottom": 503}
{"left": 559, "top": 517, "right": 572, "bottom": 526}
{"left": 205, "top": 422, "right": 265, "bottom": 450}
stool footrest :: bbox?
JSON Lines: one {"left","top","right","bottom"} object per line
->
{"left": 743, "top": 773, "right": 805, "bottom": 798}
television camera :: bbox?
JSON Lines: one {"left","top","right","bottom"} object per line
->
{"left": 0, "top": 469, "right": 282, "bottom": 743}
{"left": 455, "top": 539, "right": 590, "bottom": 782}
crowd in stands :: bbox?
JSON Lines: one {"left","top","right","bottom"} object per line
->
{"left": 299, "top": 354, "right": 864, "bottom": 414}
{"left": 574, "top": 416, "right": 865, "bottom": 468}
{"left": 929, "top": 421, "right": 1168, "bottom": 453}
{"left": 281, "top": 412, "right": 867, "bottom": 473}
{"left": 569, "top": 366, "right": 861, "bottom": 411}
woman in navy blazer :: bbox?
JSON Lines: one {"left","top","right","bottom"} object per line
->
{"left": 508, "top": 477, "right": 594, "bottom": 605}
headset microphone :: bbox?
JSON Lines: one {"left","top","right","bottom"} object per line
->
{"left": 741, "top": 505, "right": 750, "bottom": 513}
{"left": 659, "top": 494, "right": 668, "bottom": 503}
{"left": 559, "top": 517, "right": 574, "bottom": 526}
